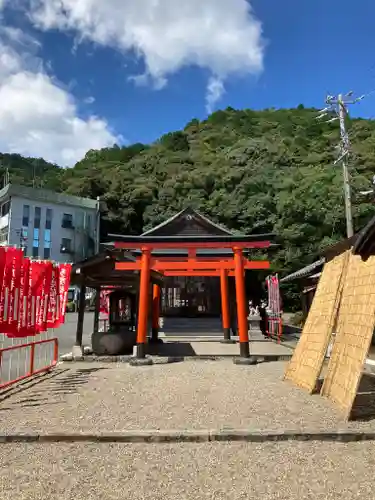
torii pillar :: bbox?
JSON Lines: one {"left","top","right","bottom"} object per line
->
{"left": 130, "top": 248, "right": 153, "bottom": 366}
{"left": 151, "top": 283, "right": 163, "bottom": 344}
{"left": 233, "top": 248, "right": 256, "bottom": 365}
{"left": 220, "top": 269, "right": 235, "bottom": 344}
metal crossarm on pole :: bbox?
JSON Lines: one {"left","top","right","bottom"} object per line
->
{"left": 318, "top": 91, "right": 366, "bottom": 238}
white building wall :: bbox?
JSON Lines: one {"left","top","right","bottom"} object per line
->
{"left": 0, "top": 213, "right": 9, "bottom": 230}
{"left": 7, "top": 195, "right": 98, "bottom": 263}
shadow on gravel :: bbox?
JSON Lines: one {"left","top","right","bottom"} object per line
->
{"left": 147, "top": 342, "right": 246, "bottom": 359}
{"left": 0, "top": 367, "right": 108, "bottom": 410}
{"left": 147, "top": 342, "right": 197, "bottom": 357}
{"left": 350, "top": 373, "right": 375, "bottom": 421}
{"left": 0, "top": 368, "right": 68, "bottom": 408}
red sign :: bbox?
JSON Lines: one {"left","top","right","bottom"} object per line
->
{"left": 36, "top": 261, "right": 53, "bottom": 333}
{"left": 47, "top": 264, "right": 59, "bottom": 328}
{"left": 0, "top": 248, "right": 73, "bottom": 338}
{"left": 15, "top": 257, "right": 30, "bottom": 337}
{"left": 100, "top": 290, "right": 110, "bottom": 316}
{"left": 0, "top": 248, "right": 8, "bottom": 330}
{"left": 0, "top": 247, "right": 6, "bottom": 300}
{"left": 26, "top": 261, "right": 46, "bottom": 336}
{"left": 0, "top": 248, "right": 23, "bottom": 336}
{"left": 8, "top": 249, "right": 24, "bottom": 336}
{"left": 56, "top": 263, "right": 72, "bottom": 326}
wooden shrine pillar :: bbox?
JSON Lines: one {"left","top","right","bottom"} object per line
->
{"left": 229, "top": 277, "right": 237, "bottom": 336}
{"left": 233, "top": 248, "right": 254, "bottom": 364}
{"left": 151, "top": 284, "right": 162, "bottom": 343}
{"left": 93, "top": 288, "right": 100, "bottom": 334}
{"left": 130, "top": 293, "right": 137, "bottom": 330}
{"left": 109, "top": 292, "right": 118, "bottom": 324}
{"left": 220, "top": 269, "right": 233, "bottom": 343}
{"left": 134, "top": 248, "right": 152, "bottom": 362}
{"left": 73, "top": 282, "right": 86, "bottom": 358}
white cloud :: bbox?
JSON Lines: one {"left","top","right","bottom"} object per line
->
{"left": 206, "top": 77, "right": 225, "bottom": 114}
{"left": 0, "top": 18, "right": 118, "bottom": 166}
{"left": 27, "top": 0, "right": 264, "bottom": 111}
{"left": 84, "top": 96, "right": 95, "bottom": 104}
{"left": 1, "top": 26, "right": 41, "bottom": 50}
{"left": 0, "top": 72, "right": 117, "bottom": 165}
{"left": 0, "top": 43, "right": 22, "bottom": 78}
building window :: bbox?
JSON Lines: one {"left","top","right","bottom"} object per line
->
{"left": 22, "top": 205, "right": 30, "bottom": 227}
{"left": 34, "top": 207, "right": 41, "bottom": 229}
{"left": 21, "top": 227, "right": 28, "bottom": 254}
{"left": 32, "top": 207, "right": 41, "bottom": 257}
{"left": 32, "top": 227, "right": 39, "bottom": 258}
{"left": 1, "top": 201, "right": 10, "bottom": 217}
{"left": 44, "top": 211, "right": 52, "bottom": 259}
{"left": 44, "top": 228, "right": 51, "bottom": 259}
{"left": 46, "top": 208, "right": 53, "bottom": 230}
{"left": 62, "top": 213, "right": 73, "bottom": 229}
{"left": 21, "top": 206, "right": 29, "bottom": 254}
{"left": 0, "top": 226, "right": 8, "bottom": 244}
{"left": 61, "top": 237, "right": 72, "bottom": 253}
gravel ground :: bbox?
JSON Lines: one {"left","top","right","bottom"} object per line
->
{"left": 2, "top": 360, "right": 375, "bottom": 434}
{"left": 1, "top": 441, "right": 375, "bottom": 499}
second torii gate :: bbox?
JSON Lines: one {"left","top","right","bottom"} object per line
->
{"left": 113, "top": 234, "right": 273, "bottom": 364}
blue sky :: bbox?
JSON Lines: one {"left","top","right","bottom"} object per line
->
{"left": 0, "top": 0, "right": 374, "bottom": 165}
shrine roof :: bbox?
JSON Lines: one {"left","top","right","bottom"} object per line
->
{"left": 70, "top": 249, "right": 163, "bottom": 289}
{"left": 141, "top": 207, "right": 232, "bottom": 237}
{"left": 280, "top": 233, "right": 358, "bottom": 283}
{"left": 108, "top": 207, "right": 275, "bottom": 250}
{"left": 280, "top": 259, "right": 325, "bottom": 283}
{"left": 109, "top": 234, "right": 274, "bottom": 244}
{"left": 352, "top": 215, "right": 375, "bottom": 259}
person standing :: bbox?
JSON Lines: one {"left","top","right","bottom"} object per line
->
{"left": 259, "top": 300, "right": 268, "bottom": 338}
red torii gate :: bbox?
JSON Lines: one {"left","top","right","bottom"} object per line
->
{"left": 114, "top": 235, "right": 272, "bottom": 363}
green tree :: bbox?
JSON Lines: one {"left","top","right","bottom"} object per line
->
{"left": 5, "top": 107, "right": 375, "bottom": 309}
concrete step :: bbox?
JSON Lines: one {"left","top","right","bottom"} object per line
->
{"left": 160, "top": 317, "right": 224, "bottom": 335}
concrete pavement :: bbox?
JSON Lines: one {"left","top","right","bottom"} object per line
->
{"left": 0, "top": 313, "right": 296, "bottom": 384}
{"left": 54, "top": 312, "right": 94, "bottom": 354}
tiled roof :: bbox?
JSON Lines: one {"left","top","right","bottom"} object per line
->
{"left": 280, "top": 258, "right": 325, "bottom": 283}
{"left": 141, "top": 207, "right": 233, "bottom": 236}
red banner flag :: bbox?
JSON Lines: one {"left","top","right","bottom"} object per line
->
{"left": 14, "top": 257, "right": 30, "bottom": 338}
{"left": 100, "top": 290, "right": 110, "bottom": 316}
{"left": 0, "top": 246, "right": 6, "bottom": 290}
{"left": 0, "top": 247, "right": 7, "bottom": 329}
{"left": 56, "top": 263, "right": 72, "bottom": 326}
{"left": 8, "top": 249, "right": 23, "bottom": 336}
{"left": 47, "top": 264, "right": 59, "bottom": 328}
{"left": 0, "top": 247, "right": 23, "bottom": 336}
{"left": 36, "top": 261, "right": 53, "bottom": 333}
{"left": 26, "top": 261, "right": 46, "bottom": 336}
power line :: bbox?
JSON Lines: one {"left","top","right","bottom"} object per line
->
{"left": 317, "top": 91, "right": 366, "bottom": 238}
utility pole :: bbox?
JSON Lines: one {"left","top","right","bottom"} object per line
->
{"left": 318, "top": 91, "right": 365, "bottom": 238}
{"left": 336, "top": 93, "right": 353, "bottom": 238}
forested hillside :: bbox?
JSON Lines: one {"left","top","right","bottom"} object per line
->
{"left": 2, "top": 106, "right": 375, "bottom": 306}
{"left": 0, "top": 153, "right": 63, "bottom": 191}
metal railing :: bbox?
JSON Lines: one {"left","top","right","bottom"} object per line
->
{"left": 0, "top": 337, "right": 58, "bottom": 389}
{"left": 268, "top": 316, "right": 283, "bottom": 343}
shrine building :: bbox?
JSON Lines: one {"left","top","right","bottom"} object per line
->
{"left": 109, "top": 207, "right": 275, "bottom": 362}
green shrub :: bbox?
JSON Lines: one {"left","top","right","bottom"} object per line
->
{"left": 66, "top": 301, "right": 75, "bottom": 312}
{"left": 290, "top": 311, "right": 305, "bottom": 327}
